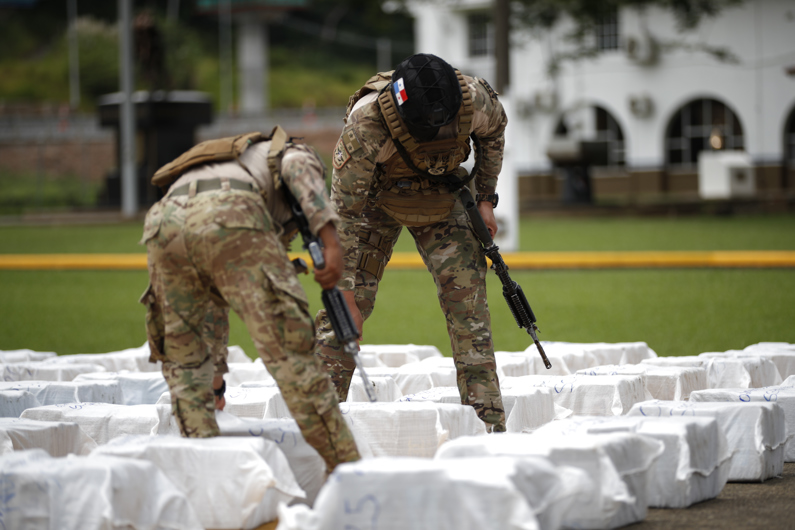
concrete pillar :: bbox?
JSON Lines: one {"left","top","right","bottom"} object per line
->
{"left": 238, "top": 18, "right": 268, "bottom": 115}
{"left": 494, "top": 91, "right": 519, "bottom": 252}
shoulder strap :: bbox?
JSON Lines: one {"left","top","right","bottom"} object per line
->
{"left": 345, "top": 71, "right": 393, "bottom": 119}
{"left": 266, "top": 125, "right": 289, "bottom": 189}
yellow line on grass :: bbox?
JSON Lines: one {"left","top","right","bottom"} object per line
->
{"left": 1, "top": 251, "right": 794, "bottom": 271}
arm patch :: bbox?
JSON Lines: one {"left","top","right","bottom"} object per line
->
{"left": 332, "top": 138, "right": 351, "bottom": 169}
{"left": 476, "top": 77, "right": 499, "bottom": 101}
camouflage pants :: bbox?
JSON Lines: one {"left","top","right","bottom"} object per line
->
{"left": 315, "top": 198, "right": 506, "bottom": 431}
{"left": 141, "top": 186, "right": 360, "bottom": 471}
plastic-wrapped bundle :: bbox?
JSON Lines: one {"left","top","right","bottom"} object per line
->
{"left": 0, "top": 449, "right": 202, "bottom": 530}
{"left": 1, "top": 379, "right": 121, "bottom": 407}
{"left": 358, "top": 343, "right": 443, "bottom": 366}
{"left": 690, "top": 387, "right": 795, "bottom": 462}
{"left": 20, "top": 402, "right": 180, "bottom": 444}
{"left": 577, "top": 364, "right": 708, "bottom": 401}
{"left": 41, "top": 343, "right": 158, "bottom": 373}
{"left": 277, "top": 457, "right": 541, "bottom": 530}
{"left": 217, "top": 412, "right": 327, "bottom": 506}
{"left": 501, "top": 374, "right": 647, "bottom": 416}
{"left": 2, "top": 361, "right": 106, "bottom": 382}
{"left": 436, "top": 431, "right": 663, "bottom": 529}
{"left": 532, "top": 415, "right": 731, "bottom": 508}
{"left": 339, "top": 401, "right": 486, "bottom": 458}
{"left": 0, "top": 417, "right": 97, "bottom": 456}
{"left": 628, "top": 400, "right": 787, "bottom": 482}
{"left": 93, "top": 435, "right": 303, "bottom": 529}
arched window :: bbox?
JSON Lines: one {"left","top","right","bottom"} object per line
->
{"left": 595, "top": 106, "right": 625, "bottom": 166}
{"left": 666, "top": 98, "right": 744, "bottom": 167}
{"left": 552, "top": 105, "right": 625, "bottom": 166}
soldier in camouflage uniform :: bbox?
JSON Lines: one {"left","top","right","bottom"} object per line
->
{"left": 315, "top": 53, "right": 508, "bottom": 432}
{"left": 139, "top": 130, "right": 361, "bottom": 471}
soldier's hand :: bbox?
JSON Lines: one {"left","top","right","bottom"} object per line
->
{"left": 477, "top": 200, "right": 498, "bottom": 238}
{"left": 315, "top": 222, "right": 343, "bottom": 290}
{"left": 213, "top": 374, "right": 226, "bottom": 411}
{"left": 342, "top": 289, "right": 364, "bottom": 342}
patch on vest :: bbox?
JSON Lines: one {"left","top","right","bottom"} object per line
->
{"left": 332, "top": 138, "right": 350, "bottom": 169}
{"left": 393, "top": 78, "right": 408, "bottom": 105}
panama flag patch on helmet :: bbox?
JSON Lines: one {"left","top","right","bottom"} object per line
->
{"left": 393, "top": 78, "right": 408, "bottom": 105}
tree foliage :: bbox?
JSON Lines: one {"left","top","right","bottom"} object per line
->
{"left": 512, "top": 0, "right": 745, "bottom": 34}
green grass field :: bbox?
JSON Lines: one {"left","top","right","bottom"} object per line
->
{"left": 1, "top": 214, "right": 794, "bottom": 358}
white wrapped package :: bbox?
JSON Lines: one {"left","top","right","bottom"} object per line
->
{"left": 0, "top": 449, "right": 201, "bottom": 530}
{"left": 217, "top": 412, "right": 327, "bottom": 506}
{"left": 642, "top": 355, "right": 782, "bottom": 389}
{"left": 501, "top": 374, "right": 647, "bottom": 416}
{"left": 397, "top": 357, "right": 457, "bottom": 387}
{"left": 356, "top": 351, "right": 388, "bottom": 367}
{"left": 225, "top": 359, "right": 276, "bottom": 387}
{"left": 2, "top": 361, "right": 106, "bottom": 382}
{"left": 525, "top": 342, "right": 599, "bottom": 375}
{"left": 398, "top": 386, "right": 462, "bottom": 405}
{"left": 495, "top": 351, "right": 534, "bottom": 378}
{"left": 0, "top": 349, "right": 57, "bottom": 363}
{"left": 220, "top": 386, "right": 291, "bottom": 419}
{"left": 227, "top": 344, "right": 253, "bottom": 363}
{"left": 742, "top": 343, "right": 795, "bottom": 379}
{"left": 400, "top": 385, "right": 560, "bottom": 433}
{"left": 358, "top": 343, "right": 443, "bottom": 364}
{"left": 628, "top": 400, "right": 786, "bottom": 482}
{"left": 340, "top": 401, "right": 486, "bottom": 458}
{"left": 20, "top": 403, "right": 180, "bottom": 444}
{"left": 689, "top": 386, "right": 795, "bottom": 462}
{"left": 358, "top": 366, "right": 434, "bottom": 395}
{"left": 437, "top": 431, "right": 662, "bottom": 529}
{"left": 93, "top": 434, "right": 302, "bottom": 529}
{"left": 641, "top": 356, "right": 708, "bottom": 369}
{"left": 532, "top": 415, "right": 731, "bottom": 508}
{"left": 0, "top": 379, "right": 122, "bottom": 406}
{"left": 573, "top": 342, "right": 657, "bottom": 366}
{"left": 278, "top": 457, "right": 539, "bottom": 530}
{"left": 42, "top": 343, "right": 160, "bottom": 373}
{"left": 74, "top": 371, "right": 168, "bottom": 405}
{"left": 347, "top": 375, "right": 402, "bottom": 402}
{"left": 502, "top": 386, "right": 564, "bottom": 433}
{"left": 0, "top": 417, "right": 97, "bottom": 456}
{"left": 577, "top": 364, "right": 708, "bottom": 401}
{"left": 0, "top": 389, "right": 41, "bottom": 417}
{"left": 698, "top": 352, "right": 783, "bottom": 388}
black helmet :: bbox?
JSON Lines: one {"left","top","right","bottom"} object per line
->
{"left": 391, "top": 54, "right": 462, "bottom": 134}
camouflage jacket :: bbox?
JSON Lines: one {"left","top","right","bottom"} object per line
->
{"left": 330, "top": 75, "right": 507, "bottom": 289}
{"left": 172, "top": 140, "right": 337, "bottom": 239}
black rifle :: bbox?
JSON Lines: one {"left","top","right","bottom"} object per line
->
{"left": 459, "top": 186, "right": 552, "bottom": 370}
{"left": 283, "top": 185, "right": 378, "bottom": 402}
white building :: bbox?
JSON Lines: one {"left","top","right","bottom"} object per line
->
{"left": 406, "top": 0, "right": 795, "bottom": 210}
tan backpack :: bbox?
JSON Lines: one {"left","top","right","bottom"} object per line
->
{"left": 150, "top": 126, "right": 289, "bottom": 189}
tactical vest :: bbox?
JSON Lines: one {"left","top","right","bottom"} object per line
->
{"left": 150, "top": 125, "right": 289, "bottom": 192}
{"left": 347, "top": 70, "right": 474, "bottom": 227}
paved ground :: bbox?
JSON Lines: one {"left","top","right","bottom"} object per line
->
{"left": 249, "top": 464, "right": 795, "bottom": 530}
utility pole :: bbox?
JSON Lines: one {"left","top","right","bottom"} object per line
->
{"left": 494, "top": 0, "right": 510, "bottom": 93}
{"left": 219, "top": 0, "right": 233, "bottom": 115}
{"left": 67, "top": 0, "right": 80, "bottom": 109}
{"left": 119, "top": 0, "right": 138, "bottom": 218}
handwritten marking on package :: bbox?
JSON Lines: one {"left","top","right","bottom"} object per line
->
{"left": 343, "top": 494, "right": 380, "bottom": 530}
